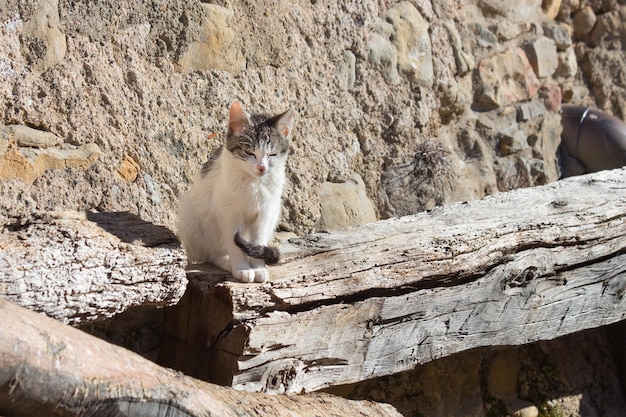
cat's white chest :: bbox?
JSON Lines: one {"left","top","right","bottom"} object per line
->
{"left": 228, "top": 172, "right": 282, "bottom": 217}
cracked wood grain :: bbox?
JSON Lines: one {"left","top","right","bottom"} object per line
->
{"left": 160, "top": 168, "right": 626, "bottom": 393}
{"left": 0, "top": 299, "right": 401, "bottom": 417}
{"left": 0, "top": 211, "right": 187, "bottom": 324}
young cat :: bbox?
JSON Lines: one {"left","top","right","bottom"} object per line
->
{"left": 177, "top": 101, "right": 294, "bottom": 283}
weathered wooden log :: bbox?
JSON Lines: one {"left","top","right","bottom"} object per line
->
{"left": 159, "top": 168, "right": 626, "bottom": 394}
{"left": 0, "top": 211, "right": 187, "bottom": 324}
{"left": 0, "top": 298, "right": 401, "bottom": 417}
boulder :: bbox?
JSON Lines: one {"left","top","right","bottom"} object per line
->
{"left": 0, "top": 138, "right": 101, "bottom": 184}
{"left": 478, "top": 0, "right": 543, "bottom": 21}
{"left": 524, "top": 36, "right": 559, "bottom": 78}
{"left": 573, "top": 6, "right": 596, "bottom": 39}
{"left": 176, "top": 3, "right": 244, "bottom": 74}
{"left": 475, "top": 48, "right": 540, "bottom": 109}
{"left": 367, "top": 32, "right": 399, "bottom": 84}
{"left": 318, "top": 174, "right": 377, "bottom": 231}
{"left": 589, "top": 6, "right": 626, "bottom": 50}
{"left": 497, "top": 125, "right": 526, "bottom": 156}
{"left": 21, "top": 0, "right": 66, "bottom": 73}
{"left": 542, "top": 20, "right": 572, "bottom": 51}
{"left": 384, "top": 2, "right": 433, "bottom": 88}
{"left": 541, "top": 0, "right": 562, "bottom": 20}
{"left": 555, "top": 47, "right": 578, "bottom": 78}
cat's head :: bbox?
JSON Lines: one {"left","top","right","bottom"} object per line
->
{"left": 225, "top": 101, "right": 294, "bottom": 178}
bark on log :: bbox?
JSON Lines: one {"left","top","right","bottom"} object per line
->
{"left": 0, "top": 298, "right": 401, "bottom": 417}
{"left": 0, "top": 211, "right": 187, "bottom": 324}
{"left": 159, "top": 168, "right": 626, "bottom": 393}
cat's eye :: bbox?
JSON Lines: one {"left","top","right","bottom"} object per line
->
{"left": 244, "top": 150, "right": 255, "bottom": 156}
{"left": 269, "top": 153, "right": 277, "bottom": 157}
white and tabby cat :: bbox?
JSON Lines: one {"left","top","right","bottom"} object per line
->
{"left": 177, "top": 101, "right": 294, "bottom": 283}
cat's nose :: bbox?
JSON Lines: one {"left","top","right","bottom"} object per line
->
{"left": 257, "top": 165, "right": 266, "bottom": 173}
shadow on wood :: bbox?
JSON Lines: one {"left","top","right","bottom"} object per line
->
{"left": 85, "top": 211, "right": 181, "bottom": 248}
{"left": 159, "top": 168, "right": 626, "bottom": 393}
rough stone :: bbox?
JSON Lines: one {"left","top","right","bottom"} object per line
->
{"left": 475, "top": 48, "right": 540, "bottom": 109}
{"left": 117, "top": 155, "right": 141, "bottom": 182}
{"left": 0, "top": 148, "right": 37, "bottom": 183}
{"left": 143, "top": 173, "right": 162, "bottom": 206}
{"left": 491, "top": 21, "right": 530, "bottom": 41}
{"left": 0, "top": 134, "right": 8, "bottom": 156}
{"left": 531, "top": 112, "right": 562, "bottom": 182}
{"left": 469, "top": 22, "right": 498, "bottom": 48}
{"left": 541, "top": 0, "right": 562, "bottom": 20}
{"left": 37, "top": 144, "right": 101, "bottom": 175}
{"left": 555, "top": 47, "right": 578, "bottom": 78}
{"left": 539, "top": 84, "right": 562, "bottom": 112}
{"left": 524, "top": 36, "right": 559, "bottom": 78}
{"left": 573, "top": 6, "right": 596, "bottom": 39}
{"left": 576, "top": 45, "right": 626, "bottom": 119}
{"left": 497, "top": 125, "right": 526, "bottom": 156}
{"left": 384, "top": 2, "right": 433, "bottom": 88}
{"left": 442, "top": 19, "right": 474, "bottom": 75}
{"left": 176, "top": 3, "right": 244, "bottom": 74}
{"left": 478, "top": 0, "right": 543, "bottom": 21}
{"left": 589, "top": 6, "right": 626, "bottom": 50}
{"left": 0, "top": 143, "right": 101, "bottom": 183}
{"left": 561, "top": 85, "right": 589, "bottom": 104}
{"left": 1, "top": 125, "right": 63, "bottom": 148}
{"left": 517, "top": 101, "right": 546, "bottom": 122}
{"left": 340, "top": 50, "right": 356, "bottom": 91}
{"left": 367, "top": 32, "right": 399, "bottom": 84}
{"left": 21, "top": 0, "right": 66, "bottom": 73}
{"left": 318, "top": 174, "right": 377, "bottom": 231}
{"left": 542, "top": 20, "right": 572, "bottom": 51}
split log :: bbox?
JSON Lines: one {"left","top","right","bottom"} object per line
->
{"left": 159, "top": 168, "right": 626, "bottom": 393}
{"left": 0, "top": 211, "right": 186, "bottom": 324}
{"left": 0, "top": 299, "right": 400, "bottom": 417}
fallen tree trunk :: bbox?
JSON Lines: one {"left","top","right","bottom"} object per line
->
{"left": 0, "top": 298, "right": 401, "bottom": 417}
{"left": 159, "top": 168, "right": 626, "bottom": 393}
{"left": 0, "top": 211, "right": 186, "bottom": 324}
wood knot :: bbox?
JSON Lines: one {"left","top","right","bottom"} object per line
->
{"left": 550, "top": 199, "right": 568, "bottom": 208}
{"left": 505, "top": 266, "right": 539, "bottom": 289}
{"left": 265, "top": 362, "right": 301, "bottom": 393}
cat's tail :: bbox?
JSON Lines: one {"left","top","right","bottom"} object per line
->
{"left": 234, "top": 232, "right": 280, "bottom": 265}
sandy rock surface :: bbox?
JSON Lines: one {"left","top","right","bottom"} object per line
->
{"left": 3, "top": 0, "right": 622, "bottom": 234}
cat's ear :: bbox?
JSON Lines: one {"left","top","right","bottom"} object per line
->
{"left": 275, "top": 108, "right": 295, "bottom": 139}
{"left": 228, "top": 101, "right": 250, "bottom": 135}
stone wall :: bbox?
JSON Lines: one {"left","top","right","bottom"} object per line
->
{"left": 3, "top": 0, "right": 622, "bottom": 234}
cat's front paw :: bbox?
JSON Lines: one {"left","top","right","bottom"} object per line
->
{"left": 233, "top": 268, "right": 269, "bottom": 283}
{"left": 253, "top": 268, "right": 269, "bottom": 283}
{"left": 234, "top": 269, "right": 256, "bottom": 283}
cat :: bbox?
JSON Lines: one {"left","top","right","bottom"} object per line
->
{"left": 177, "top": 101, "right": 294, "bottom": 283}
